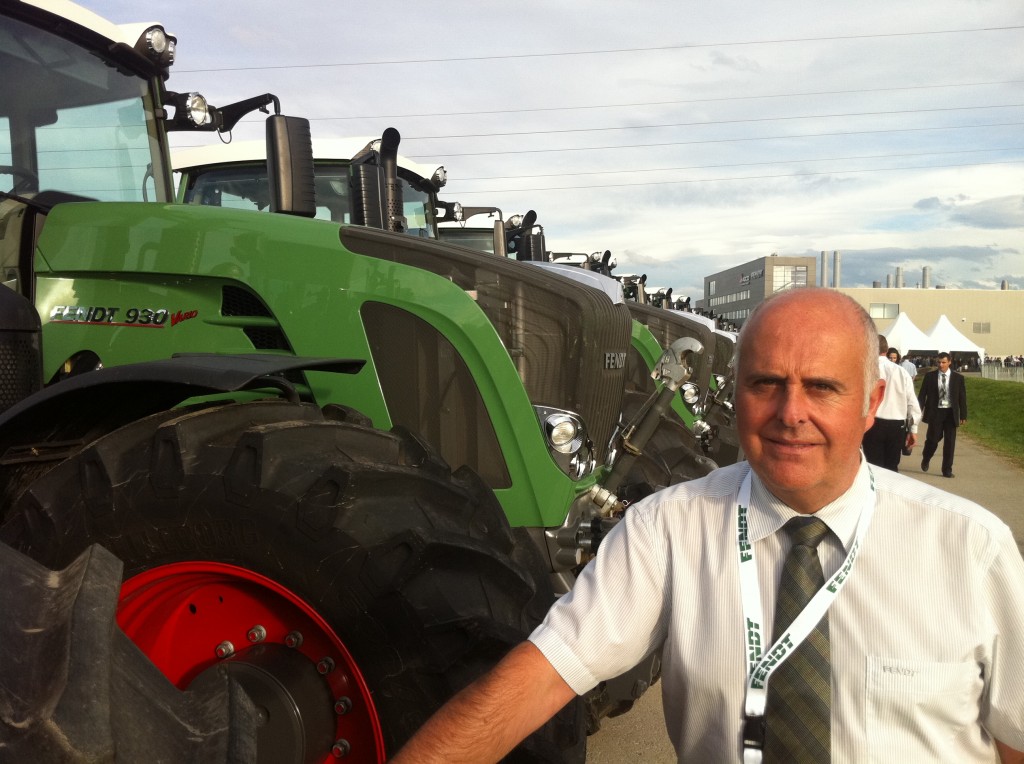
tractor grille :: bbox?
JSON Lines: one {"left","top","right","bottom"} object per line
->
{"left": 628, "top": 303, "right": 714, "bottom": 394}
{"left": 242, "top": 327, "right": 290, "bottom": 350}
{"left": 338, "top": 227, "right": 632, "bottom": 464}
{"left": 0, "top": 332, "right": 41, "bottom": 413}
{"left": 221, "top": 286, "right": 291, "bottom": 351}
{"left": 222, "top": 285, "right": 273, "bottom": 317}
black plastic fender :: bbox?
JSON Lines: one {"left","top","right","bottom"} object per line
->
{"left": 0, "top": 354, "right": 364, "bottom": 513}
{"left": 0, "top": 352, "right": 363, "bottom": 433}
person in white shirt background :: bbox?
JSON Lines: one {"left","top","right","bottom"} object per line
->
{"left": 897, "top": 351, "right": 918, "bottom": 381}
{"left": 863, "top": 338, "right": 921, "bottom": 471}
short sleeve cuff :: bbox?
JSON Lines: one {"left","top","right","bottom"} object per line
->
{"left": 529, "top": 625, "right": 601, "bottom": 696}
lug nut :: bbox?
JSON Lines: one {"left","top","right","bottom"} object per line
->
{"left": 284, "top": 630, "right": 304, "bottom": 648}
{"left": 247, "top": 624, "right": 267, "bottom": 643}
{"left": 334, "top": 697, "right": 352, "bottom": 715}
{"left": 215, "top": 641, "right": 235, "bottom": 659}
{"left": 317, "top": 657, "right": 335, "bottom": 675}
{"left": 331, "top": 739, "right": 351, "bottom": 758}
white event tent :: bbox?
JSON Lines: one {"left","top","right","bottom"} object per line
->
{"left": 879, "top": 312, "right": 933, "bottom": 356}
{"left": 923, "top": 314, "right": 985, "bottom": 358}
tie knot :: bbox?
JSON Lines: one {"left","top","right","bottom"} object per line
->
{"left": 784, "top": 516, "right": 830, "bottom": 549}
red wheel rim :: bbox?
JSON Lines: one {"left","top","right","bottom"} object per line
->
{"left": 118, "top": 561, "right": 385, "bottom": 763}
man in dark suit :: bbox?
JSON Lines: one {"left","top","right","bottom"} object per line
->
{"left": 918, "top": 352, "right": 968, "bottom": 478}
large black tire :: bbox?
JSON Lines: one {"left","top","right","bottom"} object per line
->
{"left": 0, "top": 399, "right": 585, "bottom": 762}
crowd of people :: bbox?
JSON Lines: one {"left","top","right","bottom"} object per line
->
{"left": 899, "top": 354, "right": 980, "bottom": 372}
{"left": 887, "top": 354, "right": 1024, "bottom": 370}
{"left": 984, "top": 355, "right": 1024, "bottom": 367}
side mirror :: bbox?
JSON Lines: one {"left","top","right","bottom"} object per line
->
{"left": 266, "top": 115, "right": 316, "bottom": 217}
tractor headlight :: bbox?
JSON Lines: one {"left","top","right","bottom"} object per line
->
{"left": 146, "top": 27, "right": 168, "bottom": 54}
{"left": 135, "top": 25, "right": 177, "bottom": 68}
{"left": 549, "top": 417, "right": 580, "bottom": 453}
{"left": 535, "top": 406, "right": 594, "bottom": 479}
{"left": 164, "top": 91, "right": 214, "bottom": 131}
{"left": 184, "top": 93, "right": 211, "bottom": 127}
{"left": 432, "top": 166, "right": 448, "bottom": 188}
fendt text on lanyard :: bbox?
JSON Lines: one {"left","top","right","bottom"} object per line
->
{"left": 737, "top": 467, "right": 876, "bottom": 764}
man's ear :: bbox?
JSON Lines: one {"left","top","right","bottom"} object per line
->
{"left": 864, "top": 378, "right": 885, "bottom": 432}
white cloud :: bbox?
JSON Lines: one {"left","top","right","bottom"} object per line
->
{"left": 948, "top": 196, "right": 1024, "bottom": 229}
{"left": 78, "top": 0, "right": 1024, "bottom": 298}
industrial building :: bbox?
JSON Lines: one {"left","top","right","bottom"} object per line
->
{"left": 696, "top": 254, "right": 817, "bottom": 326}
{"left": 697, "top": 253, "right": 1023, "bottom": 356}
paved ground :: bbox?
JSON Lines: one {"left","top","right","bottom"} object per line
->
{"left": 585, "top": 433, "right": 1024, "bottom": 762}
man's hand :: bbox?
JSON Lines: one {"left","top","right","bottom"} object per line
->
{"left": 389, "top": 641, "right": 577, "bottom": 763}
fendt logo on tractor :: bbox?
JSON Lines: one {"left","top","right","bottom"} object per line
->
{"left": 47, "top": 305, "right": 198, "bottom": 327}
{"left": 604, "top": 351, "right": 627, "bottom": 369}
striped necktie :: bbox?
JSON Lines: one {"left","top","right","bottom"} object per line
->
{"left": 763, "top": 517, "right": 831, "bottom": 763}
{"left": 940, "top": 373, "right": 948, "bottom": 404}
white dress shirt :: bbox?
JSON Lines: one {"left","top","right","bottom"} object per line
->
{"left": 530, "top": 461, "right": 1024, "bottom": 762}
{"left": 875, "top": 356, "right": 922, "bottom": 432}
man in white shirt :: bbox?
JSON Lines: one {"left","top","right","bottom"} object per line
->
{"left": 863, "top": 337, "right": 921, "bottom": 471}
{"left": 899, "top": 353, "right": 918, "bottom": 380}
{"left": 391, "top": 288, "right": 1024, "bottom": 764}
{"left": 890, "top": 348, "right": 920, "bottom": 456}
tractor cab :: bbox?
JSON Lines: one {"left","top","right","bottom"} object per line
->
{"left": 436, "top": 202, "right": 548, "bottom": 261}
{"left": 175, "top": 136, "right": 447, "bottom": 237}
{"left": 0, "top": 3, "right": 176, "bottom": 299}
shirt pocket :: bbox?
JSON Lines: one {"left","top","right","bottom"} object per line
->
{"left": 865, "top": 656, "right": 984, "bottom": 762}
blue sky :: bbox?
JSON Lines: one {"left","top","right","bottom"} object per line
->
{"left": 86, "top": 0, "right": 1024, "bottom": 303}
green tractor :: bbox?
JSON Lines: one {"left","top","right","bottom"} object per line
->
{"left": 176, "top": 136, "right": 736, "bottom": 475}
{"left": 0, "top": 2, "right": 708, "bottom": 761}
{"left": 548, "top": 253, "right": 740, "bottom": 469}
{"left": 173, "top": 136, "right": 725, "bottom": 497}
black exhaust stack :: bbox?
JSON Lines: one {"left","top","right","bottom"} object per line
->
{"left": 378, "top": 127, "right": 406, "bottom": 234}
{"left": 349, "top": 127, "right": 406, "bottom": 232}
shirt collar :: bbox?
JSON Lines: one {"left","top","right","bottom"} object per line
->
{"left": 745, "top": 457, "right": 872, "bottom": 553}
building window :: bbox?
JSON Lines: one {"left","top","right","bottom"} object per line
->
{"left": 772, "top": 265, "right": 808, "bottom": 293}
{"left": 709, "top": 280, "right": 716, "bottom": 296}
{"left": 973, "top": 322, "right": 991, "bottom": 334}
{"left": 869, "top": 303, "right": 899, "bottom": 319}
{"left": 708, "top": 289, "right": 751, "bottom": 308}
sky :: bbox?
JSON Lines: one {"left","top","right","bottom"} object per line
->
{"left": 85, "top": 0, "right": 1024, "bottom": 303}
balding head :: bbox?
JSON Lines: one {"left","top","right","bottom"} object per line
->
{"left": 735, "top": 288, "right": 878, "bottom": 414}
{"left": 732, "top": 287, "right": 885, "bottom": 513}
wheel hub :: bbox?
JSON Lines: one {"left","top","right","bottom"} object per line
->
{"left": 190, "top": 644, "right": 335, "bottom": 764}
{"left": 117, "top": 562, "right": 385, "bottom": 763}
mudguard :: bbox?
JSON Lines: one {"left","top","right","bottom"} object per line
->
{"left": 0, "top": 354, "right": 364, "bottom": 466}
